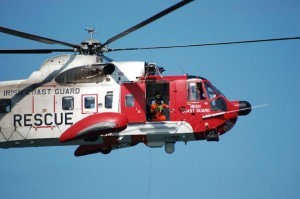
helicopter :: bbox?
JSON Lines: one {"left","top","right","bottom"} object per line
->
{"left": 0, "top": 0, "right": 289, "bottom": 157}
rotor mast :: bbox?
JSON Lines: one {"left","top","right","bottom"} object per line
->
{"left": 85, "top": 28, "right": 96, "bottom": 39}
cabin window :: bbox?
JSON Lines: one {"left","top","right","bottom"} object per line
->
{"left": 105, "top": 91, "right": 113, "bottom": 109}
{"left": 125, "top": 95, "right": 134, "bottom": 107}
{"left": 84, "top": 96, "right": 95, "bottom": 109}
{"left": 62, "top": 96, "right": 74, "bottom": 110}
{"left": 0, "top": 99, "right": 11, "bottom": 113}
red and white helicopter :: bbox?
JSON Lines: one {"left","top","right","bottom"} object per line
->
{"left": 1, "top": 0, "right": 280, "bottom": 156}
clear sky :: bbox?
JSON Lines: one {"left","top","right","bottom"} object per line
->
{"left": 1, "top": 1, "right": 300, "bottom": 199}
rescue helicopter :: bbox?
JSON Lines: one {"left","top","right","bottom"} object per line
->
{"left": 0, "top": 0, "right": 289, "bottom": 156}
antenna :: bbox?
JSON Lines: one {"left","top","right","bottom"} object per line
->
{"left": 178, "top": 65, "right": 186, "bottom": 75}
{"left": 202, "top": 104, "right": 269, "bottom": 119}
{"left": 145, "top": 63, "right": 165, "bottom": 78}
{"left": 85, "top": 28, "right": 96, "bottom": 39}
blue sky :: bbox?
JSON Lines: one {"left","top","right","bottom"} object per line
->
{"left": 1, "top": 0, "right": 300, "bottom": 199}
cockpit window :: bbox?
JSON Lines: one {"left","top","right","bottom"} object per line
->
{"left": 187, "top": 83, "right": 197, "bottom": 101}
{"left": 203, "top": 82, "right": 227, "bottom": 111}
{"left": 210, "top": 97, "right": 227, "bottom": 111}
{"left": 204, "top": 82, "right": 217, "bottom": 99}
{"left": 187, "top": 82, "right": 206, "bottom": 101}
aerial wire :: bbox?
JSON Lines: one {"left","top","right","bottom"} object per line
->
{"left": 148, "top": 148, "right": 152, "bottom": 199}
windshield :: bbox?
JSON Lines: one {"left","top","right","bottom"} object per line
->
{"left": 204, "top": 82, "right": 224, "bottom": 98}
{"left": 204, "top": 82, "right": 227, "bottom": 111}
{"left": 204, "top": 82, "right": 216, "bottom": 99}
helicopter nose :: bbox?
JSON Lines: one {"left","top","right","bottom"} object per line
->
{"left": 238, "top": 101, "right": 252, "bottom": 116}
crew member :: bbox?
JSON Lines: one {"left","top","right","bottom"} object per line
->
{"left": 197, "top": 83, "right": 206, "bottom": 100}
{"left": 150, "top": 94, "right": 169, "bottom": 121}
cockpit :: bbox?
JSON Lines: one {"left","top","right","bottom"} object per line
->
{"left": 187, "top": 79, "right": 227, "bottom": 112}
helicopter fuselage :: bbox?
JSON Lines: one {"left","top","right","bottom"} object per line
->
{"left": 0, "top": 54, "right": 250, "bottom": 156}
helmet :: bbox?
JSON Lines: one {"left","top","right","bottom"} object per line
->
{"left": 155, "top": 94, "right": 162, "bottom": 102}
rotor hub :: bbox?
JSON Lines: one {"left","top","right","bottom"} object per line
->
{"left": 79, "top": 28, "right": 105, "bottom": 55}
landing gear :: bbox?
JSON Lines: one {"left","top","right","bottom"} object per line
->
{"left": 206, "top": 129, "right": 219, "bottom": 142}
{"left": 99, "top": 146, "right": 112, "bottom": 154}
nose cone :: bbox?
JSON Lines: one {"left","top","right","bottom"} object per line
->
{"left": 238, "top": 101, "right": 252, "bottom": 116}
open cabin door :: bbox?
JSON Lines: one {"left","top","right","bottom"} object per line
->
{"left": 121, "top": 82, "right": 146, "bottom": 123}
{"left": 146, "top": 82, "right": 170, "bottom": 121}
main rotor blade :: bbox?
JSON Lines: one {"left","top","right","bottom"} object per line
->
{"left": 0, "top": 26, "right": 78, "bottom": 48}
{"left": 100, "top": 0, "right": 193, "bottom": 48}
{"left": 0, "top": 49, "right": 74, "bottom": 54}
{"left": 108, "top": 36, "right": 300, "bottom": 52}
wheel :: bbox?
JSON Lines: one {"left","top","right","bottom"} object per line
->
{"left": 206, "top": 130, "right": 219, "bottom": 142}
{"left": 100, "top": 146, "right": 112, "bottom": 154}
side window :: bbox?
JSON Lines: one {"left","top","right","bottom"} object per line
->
{"left": 0, "top": 99, "right": 11, "bottom": 113}
{"left": 85, "top": 96, "right": 95, "bottom": 109}
{"left": 187, "top": 82, "right": 205, "bottom": 101}
{"left": 187, "top": 83, "right": 197, "bottom": 101}
{"left": 82, "top": 94, "right": 98, "bottom": 114}
{"left": 125, "top": 94, "right": 134, "bottom": 107}
{"left": 105, "top": 91, "right": 113, "bottom": 109}
{"left": 62, "top": 96, "right": 74, "bottom": 110}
